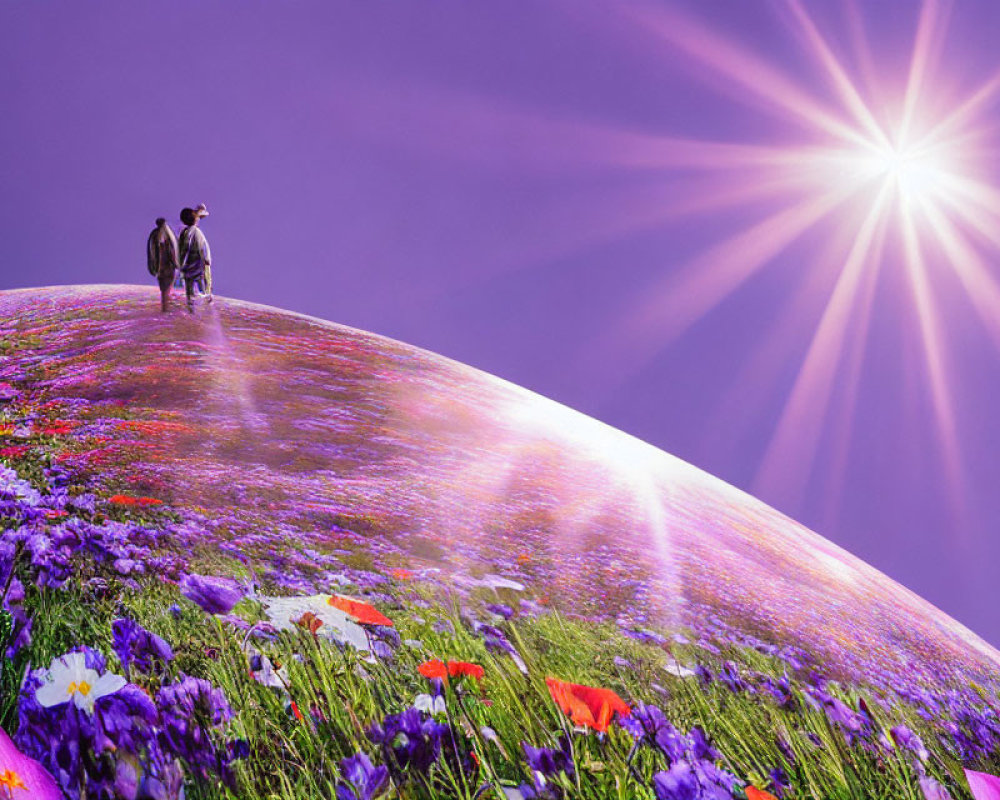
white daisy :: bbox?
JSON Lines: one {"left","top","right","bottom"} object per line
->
{"left": 35, "top": 652, "right": 126, "bottom": 714}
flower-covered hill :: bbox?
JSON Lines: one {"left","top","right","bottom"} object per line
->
{"left": 0, "top": 284, "right": 996, "bottom": 688}
{"left": 4, "top": 283, "right": 1000, "bottom": 800}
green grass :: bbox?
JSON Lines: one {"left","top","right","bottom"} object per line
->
{"left": 0, "top": 400, "right": 996, "bottom": 800}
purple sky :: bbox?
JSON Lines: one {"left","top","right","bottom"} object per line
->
{"left": 3, "top": 2, "right": 1000, "bottom": 646}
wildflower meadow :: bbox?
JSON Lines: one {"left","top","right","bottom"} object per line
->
{"left": 1, "top": 285, "right": 999, "bottom": 799}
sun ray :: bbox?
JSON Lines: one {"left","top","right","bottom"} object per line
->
{"left": 843, "top": 0, "right": 882, "bottom": 109}
{"left": 592, "top": 183, "right": 861, "bottom": 398}
{"left": 899, "top": 0, "right": 949, "bottom": 144}
{"left": 754, "top": 183, "right": 892, "bottom": 504}
{"left": 629, "top": 3, "right": 874, "bottom": 148}
{"left": 899, "top": 204, "right": 967, "bottom": 525}
{"left": 572, "top": 1, "right": 998, "bottom": 534}
{"left": 702, "top": 218, "right": 871, "bottom": 466}
{"left": 936, "top": 173, "right": 1000, "bottom": 226}
{"left": 918, "top": 68, "right": 1000, "bottom": 148}
{"left": 819, "top": 220, "right": 886, "bottom": 531}
{"left": 782, "top": 0, "right": 890, "bottom": 148}
{"left": 921, "top": 202, "right": 1000, "bottom": 352}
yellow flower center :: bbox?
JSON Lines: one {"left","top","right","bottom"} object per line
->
{"left": 66, "top": 680, "right": 92, "bottom": 697}
{"left": 0, "top": 769, "right": 26, "bottom": 790}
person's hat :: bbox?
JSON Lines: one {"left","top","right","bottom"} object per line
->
{"left": 194, "top": 203, "right": 209, "bottom": 218}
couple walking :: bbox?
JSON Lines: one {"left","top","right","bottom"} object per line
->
{"left": 146, "top": 204, "right": 213, "bottom": 313}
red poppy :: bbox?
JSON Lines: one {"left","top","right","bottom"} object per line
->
{"left": 0, "top": 446, "right": 30, "bottom": 458}
{"left": 746, "top": 789, "right": 779, "bottom": 800}
{"left": 326, "top": 595, "right": 393, "bottom": 627}
{"left": 391, "top": 568, "right": 414, "bottom": 581}
{"left": 448, "top": 661, "right": 485, "bottom": 681}
{"left": 35, "top": 420, "right": 76, "bottom": 436}
{"left": 290, "top": 701, "right": 304, "bottom": 722}
{"left": 109, "top": 495, "right": 163, "bottom": 507}
{"left": 418, "top": 659, "right": 485, "bottom": 682}
{"left": 43, "top": 510, "right": 68, "bottom": 519}
{"left": 419, "top": 659, "right": 448, "bottom": 680}
{"left": 294, "top": 612, "right": 324, "bottom": 636}
{"left": 545, "top": 677, "right": 630, "bottom": 733}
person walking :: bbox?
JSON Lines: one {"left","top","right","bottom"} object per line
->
{"left": 146, "top": 217, "right": 179, "bottom": 313}
{"left": 178, "top": 204, "right": 213, "bottom": 312}
{"left": 193, "top": 203, "right": 213, "bottom": 301}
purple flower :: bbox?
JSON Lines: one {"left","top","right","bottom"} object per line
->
{"left": 760, "top": 674, "right": 793, "bottom": 708}
{"left": 367, "top": 708, "right": 448, "bottom": 778}
{"left": 16, "top": 647, "right": 157, "bottom": 800}
{"left": 336, "top": 751, "right": 389, "bottom": 800}
{"left": 719, "top": 661, "right": 747, "bottom": 694}
{"left": 688, "top": 727, "right": 719, "bottom": 762}
{"left": 179, "top": 573, "right": 246, "bottom": 615}
{"left": 112, "top": 617, "right": 174, "bottom": 678}
{"left": 965, "top": 769, "right": 1000, "bottom": 800}
{"left": 486, "top": 603, "right": 515, "bottom": 620}
{"left": 889, "top": 724, "right": 928, "bottom": 762}
{"left": 768, "top": 767, "right": 791, "bottom": 799}
{"left": 653, "top": 761, "right": 699, "bottom": 800}
{"left": 522, "top": 736, "right": 574, "bottom": 791}
{"left": 919, "top": 776, "right": 954, "bottom": 800}
{"left": 155, "top": 675, "right": 235, "bottom": 786}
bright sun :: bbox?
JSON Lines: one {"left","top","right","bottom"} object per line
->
{"left": 615, "top": 0, "right": 1000, "bottom": 511}
{"left": 868, "top": 139, "right": 951, "bottom": 207}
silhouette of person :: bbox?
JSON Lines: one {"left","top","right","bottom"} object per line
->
{"left": 146, "top": 217, "right": 179, "bottom": 313}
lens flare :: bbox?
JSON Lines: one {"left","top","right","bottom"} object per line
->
{"left": 596, "top": 0, "right": 1000, "bottom": 521}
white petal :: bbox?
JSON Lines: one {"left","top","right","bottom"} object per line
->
{"left": 36, "top": 681, "right": 69, "bottom": 709}
{"left": 74, "top": 691, "right": 97, "bottom": 714}
{"left": 414, "top": 694, "right": 434, "bottom": 713}
{"left": 61, "top": 652, "right": 88, "bottom": 677}
{"left": 92, "top": 672, "right": 127, "bottom": 699}
{"left": 662, "top": 662, "right": 696, "bottom": 678}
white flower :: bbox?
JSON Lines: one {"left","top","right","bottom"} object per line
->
{"left": 245, "top": 646, "right": 289, "bottom": 690}
{"left": 414, "top": 693, "right": 446, "bottom": 715}
{"left": 662, "top": 661, "right": 697, "bottom": 679}
{"left": 35, "top": 652, "right": 126, "bottom": 714}
{"left": 478, "top": 574, "right": 525, "bottom": 592}
{"left": 259, "top": 594, "right": 373, "bottom": 657}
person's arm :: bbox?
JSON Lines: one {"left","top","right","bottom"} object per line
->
{"left": 147, "top": 232, "right": 157, "bottom": 275}
{"left": 199, "top": 229, "right": 212, "bottom": 265}
{"left": 167, "top": 230, "right": 180, "bottom": 270}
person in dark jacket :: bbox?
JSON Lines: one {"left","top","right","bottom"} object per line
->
{"left": 146, "top": 218, "right": 179, "bottom": 313}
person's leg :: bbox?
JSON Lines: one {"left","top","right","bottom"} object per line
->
{"left": 160, "top": 275, "right": 172, "bottom": 313}
{"left": 185, "top": 277, "right": 195, "bottom": 312}
{"left": 204, "top": 263, "right": 213, "bottom": 302}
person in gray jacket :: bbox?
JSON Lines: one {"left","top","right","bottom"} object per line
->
{"left": 178, "top": 204, "right": 213, "bottom": 312}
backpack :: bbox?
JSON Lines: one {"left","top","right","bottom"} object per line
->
{"left": 146, "top": 229, "right": 160, "bottom": 277}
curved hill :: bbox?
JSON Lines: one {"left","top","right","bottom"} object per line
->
{"left": 1, "top": 284, "right": 996, "bottom": 690}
